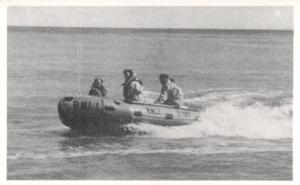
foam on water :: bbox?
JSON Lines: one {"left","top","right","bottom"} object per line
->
{"left": 126, "top": 89, "right": 292, "bottom": 139}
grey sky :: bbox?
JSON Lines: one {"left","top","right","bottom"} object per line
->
{"left": 8, "top": 6, "right": 293, "bottom": 29}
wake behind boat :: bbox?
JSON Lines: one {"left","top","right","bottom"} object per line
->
{"left": 57, "top": 96, "right": 200, "bottom": 133}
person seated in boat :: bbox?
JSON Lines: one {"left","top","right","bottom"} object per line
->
{"left": 155, "top": 74, "right": 183, "bottom": 108}
{"left": 88, "top": 78, "right": 107, "bottom": 97}
{"left": 122, "top": 69, "right": 144, "bottom": 102}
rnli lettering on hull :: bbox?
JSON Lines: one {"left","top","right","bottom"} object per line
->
{"left": 146, "top": 107, "right": 160, "bottom": 115}
{"left": 73, "top": 100, "right": 100, "bottom": 111}
{"left": 176, "top": 110, "right": 190, "bottom": 118}
{"left": 145, "top": 106, "right": 191, "bottom": 118}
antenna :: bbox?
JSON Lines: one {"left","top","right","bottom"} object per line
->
{"left": 76, "top": 34, "right": 82, "bottom": 95}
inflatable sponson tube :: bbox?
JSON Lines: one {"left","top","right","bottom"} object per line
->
{"left": 58, "top": 96, "right": 200, "bottom": 131}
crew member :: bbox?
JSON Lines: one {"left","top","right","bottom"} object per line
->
{"left": 122, "top": 69, "right": 144, "bottom": 102}
{"left": 155, "top": 74, "right": 183, "bottom": 107}
{"left": 88, "top": 78, "right": 107, "bottom": 97}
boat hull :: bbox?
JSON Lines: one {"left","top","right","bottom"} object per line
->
{"left": 57, "top": 96, "right": 200, "bottom": 133}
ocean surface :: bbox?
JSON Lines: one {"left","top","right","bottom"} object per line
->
{"left": 7, "top": 27, "right": 293, "bottom": 180}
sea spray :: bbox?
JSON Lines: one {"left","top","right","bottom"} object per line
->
{"left": 127, "top": 89, "right": 292, "bottom": 139}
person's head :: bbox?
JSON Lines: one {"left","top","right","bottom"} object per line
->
{"left": 159, "top": 73, "right": 169, "bottom": 86}
{"left": 93, "top": 78, "right": 103, "bottom": 86}
{"left": 123, "top": 69, "right": 135, "bottom": 80}
{"left": 170, "top": 78, "right": 175, "bottom": 82}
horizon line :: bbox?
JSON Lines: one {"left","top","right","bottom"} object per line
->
{"left": 7, "top": 25, "right": 294, "bottom": 32}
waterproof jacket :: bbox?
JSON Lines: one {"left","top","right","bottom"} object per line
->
{"left": 89, "top": 83, "right": 107, "bottom": 97}
{"left": 156, "top": 81, "right": 183, "bottom": 107}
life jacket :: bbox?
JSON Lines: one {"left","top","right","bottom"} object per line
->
{"left": 123, "top": 77, "right": 143, "bottom": 99}
{"left": 89, "top": 84, "right": 107, "bottom": 97}
{"left": 89, "top": 87, "right": 100, "bottom": 97}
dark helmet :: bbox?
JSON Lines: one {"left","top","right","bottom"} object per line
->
{"left": 159, "top": 73, "right": 169, "bottom": 86}
{"left": 92, "top": 78, "right": 103, "bottom": 86}
{"left": 159, "top": 73, "right": 169, "bottom": 80}
{"left": 95, "top": 78, "right": 103, "bottom": 83}
{"left": 122, "top": 69, "right": 137, "bottom": 86}
{"left": 123, "top": 69, "right": 134, "bottom": 77}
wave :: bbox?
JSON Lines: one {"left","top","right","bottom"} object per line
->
{"left": 7, "top": 143, "right": 291, "bottom": 160}
{"left": 128, "top": 89, "right": 292, "bottom": 139}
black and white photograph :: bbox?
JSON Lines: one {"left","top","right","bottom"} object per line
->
{"left": 2, "top": 0, "right": 297, "bottom": 181}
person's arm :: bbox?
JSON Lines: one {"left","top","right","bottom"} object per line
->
{"left": 125, "top": 82, "right": 136, "bottom": 100}
{"left": 155, "top": 85, "right": 168, "bottom": 103}
{"left": 101, "top": 85, "right": 107, "bottom": 96}
{"left": 135, "top": 82, "right": 143, "bottom": 94}
{"left": 129, "top": 81, "right": 143, "bottom": 95}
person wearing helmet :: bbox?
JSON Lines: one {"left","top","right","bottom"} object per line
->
{"left": 88, "top": 78, "right": 107, "bottom": 97}
{"left": 122, "top": 69, "right": 144, "bottom": 102}
{"left": 155, "top": 73, "right": 183, "bottom": 107}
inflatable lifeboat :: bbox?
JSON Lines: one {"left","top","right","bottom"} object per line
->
{"left": 57, "top": 96, "right": 200, "bottom": 133}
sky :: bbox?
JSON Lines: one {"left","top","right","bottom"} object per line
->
{"left": 7, "top": 6, "right": 293, "bottom": 30}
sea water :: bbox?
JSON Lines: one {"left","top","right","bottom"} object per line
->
{"left": 7, "top": 27, "right": 293, "bottom": 180}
